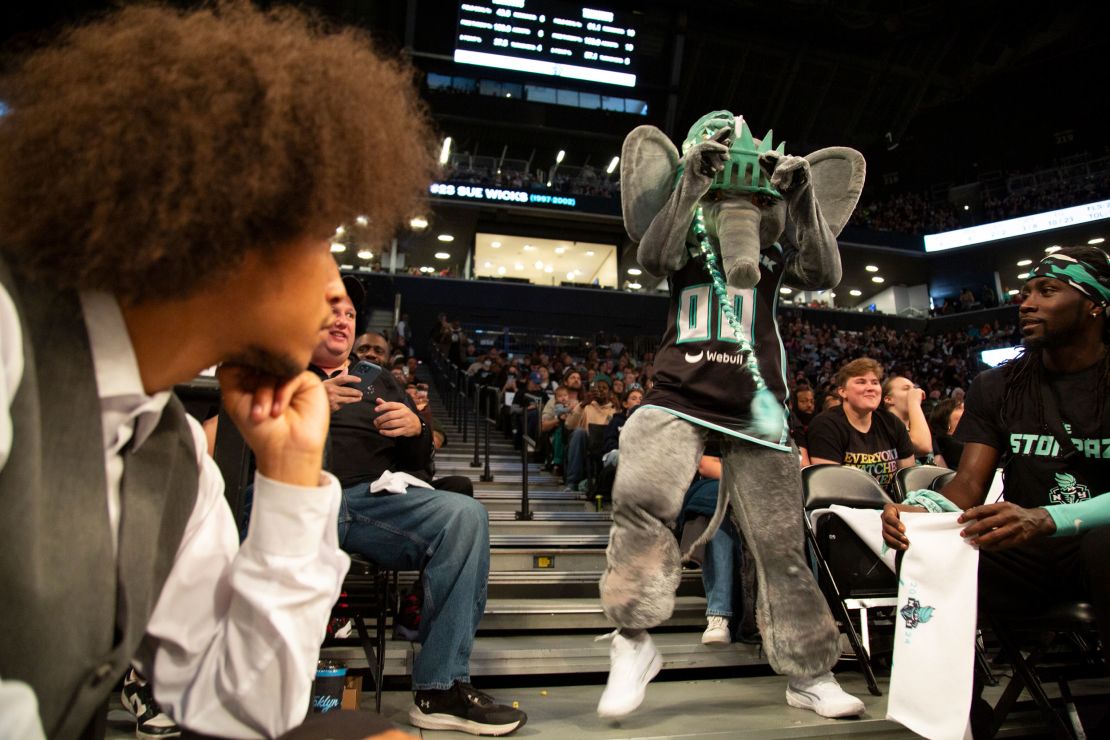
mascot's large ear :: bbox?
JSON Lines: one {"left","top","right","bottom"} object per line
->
{"left": 804, "top": 147, "right": 866, "bottom": 236}
{"left": 621, "top": 125, "right": 680, "bottom": 242}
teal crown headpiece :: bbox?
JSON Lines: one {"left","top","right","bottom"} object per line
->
{"left": 678, "top": 110, "right": 786, "bottom": 199}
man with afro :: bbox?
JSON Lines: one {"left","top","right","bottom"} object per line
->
{"left": 0, "top": 3, "right": 438, "bottom": 737}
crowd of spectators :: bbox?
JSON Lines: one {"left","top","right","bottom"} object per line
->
{"left": 850, "top": 160, "right": 1110, "bottom": 236}
{"left": 851, "top": 190, "right": 960, "bottom": 234}
{"left": 442, "top": 158, "right": 620, "bottom": 199}
{"left": 427, "top": 307, "right": 1021, "bottom": 492}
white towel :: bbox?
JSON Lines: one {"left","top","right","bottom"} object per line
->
{"left": 368, "top": 470, "right": 434, "bottom": 495}
{"left": 886, "top": 512, "right": 979, "bottom": 740}
{"left": 816, "top": 505, "right": 897, "bottom": 573}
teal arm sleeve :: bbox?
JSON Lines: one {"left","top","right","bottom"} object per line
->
{"left": 1045, "top": 494, "right": 1110, "bottom": 537}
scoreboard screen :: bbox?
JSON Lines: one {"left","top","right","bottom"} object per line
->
{"left": 453, "top": 1, "right": 638, "bottom": 87}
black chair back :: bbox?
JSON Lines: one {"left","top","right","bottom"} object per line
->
{"left": 892, "top": 464, "right": 953, "bottom": 503}
{"left": 802, "top": 464, "right": 894, "bottom": 511}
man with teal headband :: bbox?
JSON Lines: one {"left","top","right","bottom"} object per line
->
{"left": 883, "top": 245, "right": 1110, "bottom": 736}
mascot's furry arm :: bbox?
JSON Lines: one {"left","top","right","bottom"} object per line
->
{"left": 623, "top": 126, "right": 731, "bottom": 277}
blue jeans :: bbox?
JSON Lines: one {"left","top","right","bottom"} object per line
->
{"left": 703, "top": 516, "right": 742, "bottom": 617}
{"left": 565, "top": 427, "right": 588, "bottom": 487}
{"left": 682, "top": 478, "right": 742, "bottom": 618}
{"left": 338, "top": 483, "right": 490, "bottom": 690}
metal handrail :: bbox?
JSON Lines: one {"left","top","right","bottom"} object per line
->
{"left": 516, "top": 392, "right": 544, "bottom": 521}
{"left": 481, "top": 386, "right": 495, "bottom": 482}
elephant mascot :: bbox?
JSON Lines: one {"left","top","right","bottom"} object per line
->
{"left": 597, "top": 110, "right": 867, "bottom": 720}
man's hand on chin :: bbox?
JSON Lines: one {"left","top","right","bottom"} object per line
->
{"left": 218, "top": 364, "right": 329, "bottom": 487}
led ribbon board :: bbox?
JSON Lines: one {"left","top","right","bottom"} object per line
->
{"left": 430, "top": 182, "right": 578, "bottom": 209}
{"left": 454, "top": 1, "right": 637, "bottom": 87}
{"left": 924, "top": 199, "right": 1110, "bottom": 253}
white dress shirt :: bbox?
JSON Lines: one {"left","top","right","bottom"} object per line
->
{"left": 0, "top": 286, "right": 350, "bottom": 739}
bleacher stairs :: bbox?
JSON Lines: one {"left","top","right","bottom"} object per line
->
{"left": 321, "top": 366, "right": 768, "bottom": 681}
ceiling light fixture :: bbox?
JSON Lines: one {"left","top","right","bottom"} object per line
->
{"left": 849, "top": 289, "right": 862, "bottom": 296}
{"left": 1007, "top": 289, "right": 1019, "bottom": 296}
{"left": 1089, "top": 237, "right": 1105, "bottom": 245}
{"left": 606, "top": 156, "right": 619, "bottom": 174}
{"left": 355, "top": 215, "right": 369, "bottom": 226}
{"left": 409, "top": 216, "right": 428, "bottom": 231}
{"left": 437, "top": 234, "right": 454, "bottom": 242}
{"left": 780, "top": 287, "right": 792, "bottom": 294}
{"left": 330, "top": 243, "right": 346, "bottom": 253}
{"left": 627, "top": 267, "right": 642, "bottom": 275}
{"left": 1017, "top": 272, "right": 1030, "bottom": 279}
{"left": 1045, "top": 245, "right": 1061, "bottom": 253}
{"left": 435, "top": 251, "right": 451, "bottom": 259}
{"left": 1017, "top": 259, "right": 1032, "bottom": 266}
{"left": 555, "top": 150, "right": 565, "bottom": 163}
{"left": 628, "top": 282, "right": 642, "bottom": 290}
{"left": 865, "top": 265, "right": 879, "bottom": 272}
{"left": 439, "top": 137, "right": 452, "bottom": 165}
{"left": 871, "top": 276, "right": 885, "bottom": 283}
{"left": 356, "top": 250, "right": 372, "bottom": 260}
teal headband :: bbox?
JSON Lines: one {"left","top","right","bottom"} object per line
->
{"left": 1028, "top": 254, "right": 1110, "bottom": 306}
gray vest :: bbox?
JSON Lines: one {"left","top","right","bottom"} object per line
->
{"left": 0, "top": 261, "right": 198, "bottom": 739}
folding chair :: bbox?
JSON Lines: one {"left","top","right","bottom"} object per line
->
{"left": 892, "top": 463, "right": 953, "bottom": 503}
{"left": 802, "top": 464, "right": 896, "bottom": 696}
{"left": 584, "top": 423, "right": 608, "bottom": 496}
{"left": 986, "top": 602, "right": 1103, "bottom": 739}
{"left": 326, "top": 555, "right": 398, "bottom": 712}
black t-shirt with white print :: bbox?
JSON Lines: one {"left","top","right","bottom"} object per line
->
{"left": 957, "top": 362, "right": 1110, "bottom": 509}
{"left": 806, "top": 405, "right": 914, "bottom": 493}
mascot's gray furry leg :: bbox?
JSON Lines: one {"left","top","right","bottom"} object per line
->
{"left": 600, "top": 407, "right": 704, "bottom": 629}
{"left": 720, "top": 440, "right": 839, "bottom": 677}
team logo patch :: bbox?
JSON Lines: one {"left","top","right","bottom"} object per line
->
{"left": 900, "top": 597, "right": 935, "bottom": 630}
{"left": 1049, "top": 472, "right": 1091, "bottom": 504}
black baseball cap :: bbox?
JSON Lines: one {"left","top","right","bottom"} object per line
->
{"left": 341, "top": 275, "right": 366, "bottom": 308}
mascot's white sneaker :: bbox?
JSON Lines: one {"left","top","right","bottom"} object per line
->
{"left": 596, "top": 630, "right": 662, "bottom": 718}
{"left": 701, "top": 616, "right": 731, "bottom": 645}
{"left": 786, "top": 672, "right": 866, "bottom": 718}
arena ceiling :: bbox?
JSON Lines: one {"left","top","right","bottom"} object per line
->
{"left": 6, "top": 1, "right": 1107, "bottom": 309}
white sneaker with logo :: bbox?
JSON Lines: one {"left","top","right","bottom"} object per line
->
{"left": 596, "top": 630, "right": 662, "bottom": 718}
{"left": 701, "top": 615, "right": 731, "bottom": 645}
{"left": 786, "top": 672, "right": 866, "bottom": 718}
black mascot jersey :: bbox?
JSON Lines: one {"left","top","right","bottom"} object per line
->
{"left": 642, "top": 242, "right": 792, "bottom": 451}
{"left": 957, "top": 362, "right": 1110, "bottom": 509}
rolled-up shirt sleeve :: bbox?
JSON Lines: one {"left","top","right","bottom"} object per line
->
{"left": 136, "top": 416, "right": 349, "bottom": 738}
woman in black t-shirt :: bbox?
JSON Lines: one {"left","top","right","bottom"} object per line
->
{"left": 928, "top": 398, "right": 965, "bottom": 469}
{"left": 808, "top": 357, "right": 915, "bottom": 493}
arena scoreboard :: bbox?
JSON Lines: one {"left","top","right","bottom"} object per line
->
{"left": 453, "top": 1, "right": 638, "bottom": 87}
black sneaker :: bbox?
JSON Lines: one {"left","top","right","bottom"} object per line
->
{"left": 121, "top": 669, "right": 182, "bottom": 739}
{"left": 409, "top": 681, "right": 527, "bottom": 736}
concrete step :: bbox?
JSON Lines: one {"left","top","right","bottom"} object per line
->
{"left": 478, "top": 595, "right": 708, "bottom": 631}
{"left": 466, "top": 631, "right": 767, "bottom": 676}
{"left": 472, "top": 481, "right": 566, "bottom": 493}
{"left": 490, "top": 547, "right": 607, "bottom": 572}
{"left": 490, "top": 534, "right": 609, "bottom": 548}
{"left": 322, "top": 631, "right": 766, "bottom": 677}
{"left": 489, "top": 518, "right": 611, "bottom": 536}
{"left": 477, "top": 495, "right": 592, "bottom": 513}
{"left": 484, "top": 569, "right": 706, "bottom": 599}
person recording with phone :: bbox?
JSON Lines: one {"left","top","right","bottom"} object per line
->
{"left": 307, "top": 277, "right": 525, "bottom": 735}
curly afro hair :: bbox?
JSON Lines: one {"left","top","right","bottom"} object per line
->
{"left": 0, "top": 2, "right": 437, "bottom": 305}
